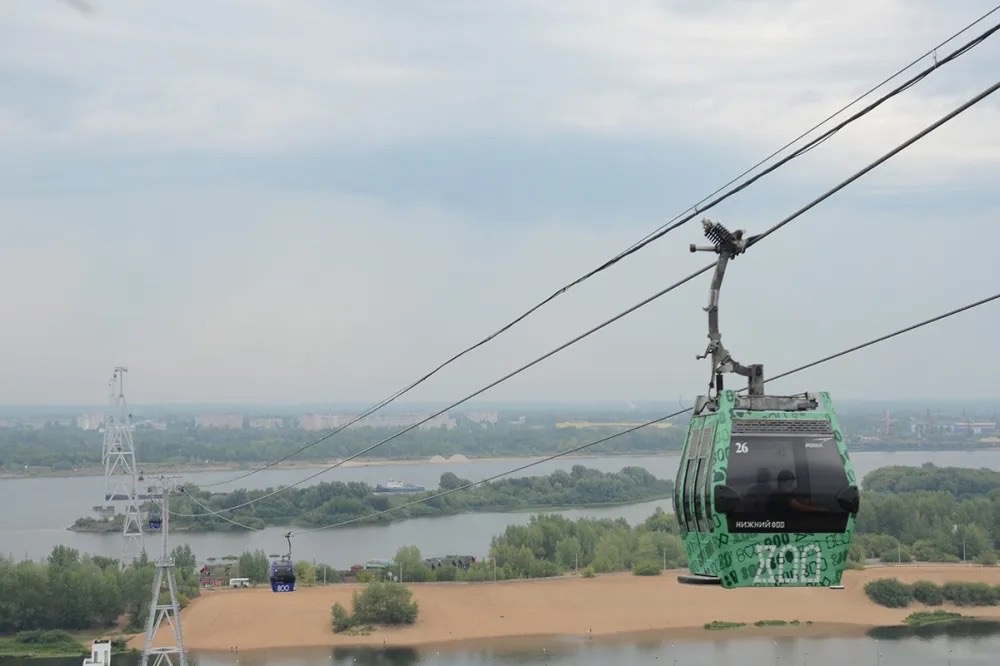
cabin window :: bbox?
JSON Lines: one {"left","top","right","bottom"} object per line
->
{"left": 678, "top": 427, "right": 701, "bottom": 533}
{"left": 696, "top": 425, "right": 716, "bottom": 532}
{"left": 724, "top": 424, "right": 851, "bottom": 533}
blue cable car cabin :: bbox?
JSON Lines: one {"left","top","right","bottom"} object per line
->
{"left": 270, "top": 560, "right": 296, "bottom": 592}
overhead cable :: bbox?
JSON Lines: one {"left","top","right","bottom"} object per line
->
{"left": 199, "top": 12, "right": 1000, "bottom": 489}
{"left": 170, "top": 76, "right": 1000, "bottom": 518}
{"left": 288, "top": 287, "right": 1000, "bottom": 534}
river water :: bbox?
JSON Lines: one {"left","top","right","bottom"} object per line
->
{"left": 4, "top": 450, "right": 1000, "bottom": 664}
{"left": 3, "top": 450, "right": 999, "bottom": 565}
{"left": 3, "top": 625, "right": 1000, "bottom": 665}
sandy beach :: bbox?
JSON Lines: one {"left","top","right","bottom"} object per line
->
{"left": 130, "top": 564, "right": 1000, "bottom": 652}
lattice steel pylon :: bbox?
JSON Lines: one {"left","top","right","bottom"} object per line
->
{"left": 141, "top": 476, "right": 187, "bottom": 666}
{"left": 102, "top": 366, "right": 144, "bottom": 570}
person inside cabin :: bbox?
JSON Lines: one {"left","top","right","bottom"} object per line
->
{"left": 766, "top": 469, "right": 823, "bottom": 516}
{"left": 744, "top": 467, "right": 773, "bottom": 514}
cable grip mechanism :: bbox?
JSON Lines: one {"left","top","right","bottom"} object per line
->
{"left": 689, "top": 218, "right": 764, "bottom": 398}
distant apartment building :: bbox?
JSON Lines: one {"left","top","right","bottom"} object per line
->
{"left": 248, "top": 417, "right": 284, "bottom": 430}
{"left": 195, "top": 413, "right": 244, "bottom": 429}
{"left": 949, "top": 421, "right": 998, "bottom": 435}
{"left": 77, "top": 413, "right": 106, "bottom": 430}
{"left": 298, "top": 413, "right": 351, "bottom": 431}
{"left": 463, "top": 411, "right": 498, "bottom": 425}
{"left": 417, "top": 414, "right": 457, "bottom": 430}
{"left": 298, "top": 412, "right": 457, "bottom": 431}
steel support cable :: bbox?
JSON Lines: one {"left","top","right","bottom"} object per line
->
{"left": 289, "top": 289, "right": 1000, "bottom": 535}
{"left": 198, "top": 12, "right": 1000, "bottom": 489}
{"left": 169, "top": 77, "right": 1000, "bottom": 520}
{"left": 178, "top": 287, "right": 1000, "bottom": 533}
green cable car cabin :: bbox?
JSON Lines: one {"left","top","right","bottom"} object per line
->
{"left": 676, "top": 220, "right": 860, "bottom": 588}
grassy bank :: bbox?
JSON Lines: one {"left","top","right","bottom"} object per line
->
{"left": 0, "top": 631, "right": 132, "bottom": 659}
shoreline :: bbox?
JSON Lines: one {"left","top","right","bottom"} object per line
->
{"left": 130, "top": 565, "right": 1000, "bottom": 653}
{"left": 5, "top": 445, "right": 1000, "bottom": 481}
{"left": 0, "top": 452, "right": 663, "bottom": 481}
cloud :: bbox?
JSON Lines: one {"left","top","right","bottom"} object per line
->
{"left": 0, "top": 184, "right": 996, "bottom": 405}
{"left": 1, "top": 0, "right": 997, "bottom": 177}
{"left": 0, "top": 2, "right": 997, "bottom": 405}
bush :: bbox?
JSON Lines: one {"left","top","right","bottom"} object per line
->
{"left": 331, "top": 582, "right": 420, "bottom": 633}
{"left": 526, "top": 559, "right": 561, "bottom": 579}
{"left": 432, "top": 565, "right": 457, "bottom": 582}
{"left": 911, "top": 581, "right": 944, "bottom": 606}
{"left": 904, "top": 610, "right": 965, "bottom": 626}
{"left": 864, "top": 578, "right": 912, "bottom": 608}
{"left": 633, "top": 561, "right": 663, "bottom": 576}
{"left": 581, "top": 566, "right": 596, "bottom": 578}
{"left": 331, "top": 602, "right": 353, "bottom": 633}
{"left": 457, "top": 563, "right": 492, "bottom": 582}
{"left": 865, "top": 578, "right": 1000, "bottom": 609}
{"left": 15, "top": 630, "right": 78, "bottom": 645}
{"left": 351, "top": 582, "right": 418, "bottom": 626}
{"left": 975, "top": 552, "right": 998, "bottom": 566}
{"left": 941, "top": 582, "right": 999, "bottom": 606}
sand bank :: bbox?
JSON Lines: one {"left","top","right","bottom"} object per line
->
{"left": 129, "top": 564, "right": 1000, "bottom": 652}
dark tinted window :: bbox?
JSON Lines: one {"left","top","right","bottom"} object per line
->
{"left": 271, "top": 563, "right": 296, "bottom": 582}
{"left": 723, "top": 426, "right": 851, "bottom": 533}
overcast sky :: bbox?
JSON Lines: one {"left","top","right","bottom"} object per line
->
{"left": 0, "top": 0, "right": 998, "bottom": 406}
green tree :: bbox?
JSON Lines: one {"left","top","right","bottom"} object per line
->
{"left": 331, "top": 602, "right": 353, "bottom": 632}
{"left": 392, "top": 546, "right": 433, "bottom": 582}
{"left": 351, "top": 582, "right": 419, "bottom": 626}
{"left": 238, "top": 550, "right": 270, "bottom": 584}
{"left": 295, "top": 561, "right": 317, "bottom": 587}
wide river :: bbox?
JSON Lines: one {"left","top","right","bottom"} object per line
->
{"left": 3, "top": 449, "right": 1000, "bottom": 664}
{"left": 3, "top": 449, "right": 999, "bottom": 566}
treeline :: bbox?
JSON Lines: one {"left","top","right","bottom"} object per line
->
{"left": 0, "top": 545, "right": 199, "bottom": 634}
{"left": 391, "top": 464, "right": 1000, "bottom": 579}
{"left": 488, "top": 508, "right": 686, "bottom": 578}
{"left": 0, "top": 419, "right": 685, "bottom": 471}
{"left": 864, "top": 578, "right": 1000, "bottom": 608}
{"left": 863, "top": 464, "right": 1000, "bottom": 501}
{"left": 854, "top": 464, "right": 1000, "bottom": 564}
{"left": 233, "top": 549, "right": 341, "bottom": 586}
{"left": 369, "top": 508, "right": 688, "bottom": 583}
{"left": 72, "top": 466, "right": 673, "bottom": 532}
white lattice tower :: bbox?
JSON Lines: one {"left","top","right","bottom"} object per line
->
{"left": 102, "top": 366, "right": 144, "bottom": 570}
{"left": 141, "top": 476, "right": 187, "bottom": 666}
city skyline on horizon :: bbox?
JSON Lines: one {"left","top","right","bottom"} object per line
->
{"left": 1, "top": 394, "right": 998, "bottom": 415}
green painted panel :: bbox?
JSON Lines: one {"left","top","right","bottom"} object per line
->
{"left": 678, "top": 390, "right": 858, "bottom": 588}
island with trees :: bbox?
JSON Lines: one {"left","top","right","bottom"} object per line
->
{"left": 70, "top": 465, "right": 673, "bottom": 533}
